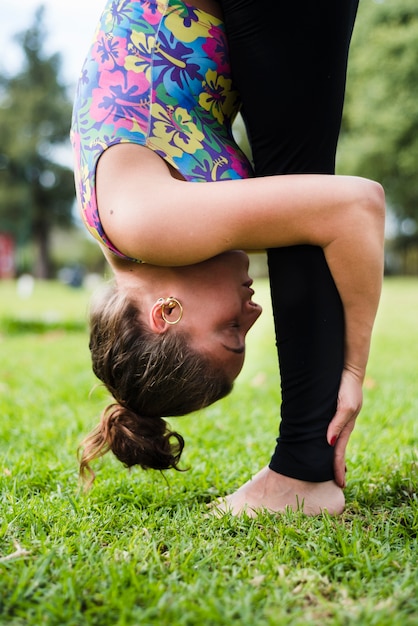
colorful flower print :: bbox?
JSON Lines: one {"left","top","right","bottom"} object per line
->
{"left": 71, "top": 0, "right": 253, "bottom": 262}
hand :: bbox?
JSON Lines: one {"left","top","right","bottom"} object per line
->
{"left": 327, "top": 367, "right": 363, "bottom": 488}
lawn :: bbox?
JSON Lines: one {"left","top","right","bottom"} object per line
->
{"left": 0, "top": 276, "right": 417, "bottom": 626}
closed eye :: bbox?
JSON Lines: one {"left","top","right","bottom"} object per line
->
{"left": 221, "top": 343, "right": 245, "bottom": 355}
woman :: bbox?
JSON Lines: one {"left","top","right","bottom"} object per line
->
{"left": 216, "top": 0, "right": 362, "bottom": 514}
{"left": 71, "top": 0, "right": 384, "bottom": 513}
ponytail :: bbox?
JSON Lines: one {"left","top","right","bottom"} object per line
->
{"left": 79, "top": 403, "right": 184, "bottom": 487}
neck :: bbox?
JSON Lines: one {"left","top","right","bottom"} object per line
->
{"left": 112, "top": 258, "right": 178, "bottom": 301}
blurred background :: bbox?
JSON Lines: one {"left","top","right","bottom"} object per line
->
{"left": 0, "top": 0, "right": 417, "bottom": 286}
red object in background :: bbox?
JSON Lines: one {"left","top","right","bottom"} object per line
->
{"left": 0, "top": 233, "right": 15, "bottom": 278}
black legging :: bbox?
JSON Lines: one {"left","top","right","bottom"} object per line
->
{"left": 220, "top": 0, "right": 359, "bottom": 481}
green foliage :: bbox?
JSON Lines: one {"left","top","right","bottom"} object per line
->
{"left": 0, "top": 278, "right": 416, "bottom": 625}
{"left": 0, "top": 7, "right": 75, "bottom": 278}
{"left": 339, "top": 0, "right": 418, "bottom": 223}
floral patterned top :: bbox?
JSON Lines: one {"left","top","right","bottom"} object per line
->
{"left": 71, "top": 0, "right": 253, "bottom": 261}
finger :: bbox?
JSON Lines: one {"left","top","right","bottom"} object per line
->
{"left": 333, "top": 435, "right": 349, "bottom": 488}
{"left": 327, "top": 407, "right": 351, "bottom": 446}
{"left": 327, "top": 396, "right": 361, "bottom": 445}
{"left": 333, "top": 416, "right": 357, "bottom": 487}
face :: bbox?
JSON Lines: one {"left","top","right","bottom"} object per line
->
{"left": 173, "top": 251, "right": 262, "bottom": 381}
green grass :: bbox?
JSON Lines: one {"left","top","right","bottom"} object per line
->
{"left": 0, "top": 277, "right": 417, "bottom": 626}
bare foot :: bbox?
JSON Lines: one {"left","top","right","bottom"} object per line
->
{"left": 210, "top": 466, "right": 345, "bottom": 517}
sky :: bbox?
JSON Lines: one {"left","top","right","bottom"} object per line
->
{"left": 1, "top": 0, "right": 106, "bottom": 91}
{"left": 1, "top": 1, "right": 107, "bottom": 167}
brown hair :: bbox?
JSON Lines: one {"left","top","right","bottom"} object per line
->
{"left": 79, "top": 284, "right": 232, "bottom": 486}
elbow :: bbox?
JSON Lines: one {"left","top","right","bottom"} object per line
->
{"left": 336, "top": 178, "right": 386, "bottom": 267}
{"left": 368, "top": 180, "right": 386, "bottom": 224}
{"left": 356, "top": 179, "right": 386, "bottom": 242}
{"left": 369, "top": 181, "right": 386, "bottom": 245}
{"left": 334, "top": 178, "right": 386, "bottom": 245}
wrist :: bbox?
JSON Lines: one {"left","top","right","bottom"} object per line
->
{"left": 343, "top": 363, "right": 366, "bottom": 384}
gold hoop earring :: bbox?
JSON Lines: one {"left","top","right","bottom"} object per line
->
{"left": 160, "top": 297, "right": 183, "bottom": 325}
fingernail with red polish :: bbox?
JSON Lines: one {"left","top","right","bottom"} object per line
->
{"left": 330, "top": 436, "right": 337, "bottom": 447}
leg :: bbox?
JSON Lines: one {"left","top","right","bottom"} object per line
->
{"left": 268, "top": 245, "right": 344, "bottom": 481}
{"left": 219, "top": 0, "right": 359, "bottom": 512}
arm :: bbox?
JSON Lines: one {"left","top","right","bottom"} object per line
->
{"left": 98, "top": 145, "right": 385, "bottom": 451}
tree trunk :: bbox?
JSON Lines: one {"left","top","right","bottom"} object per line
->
{"left": 33, "top": 222, "right": 52, "bottom": 279}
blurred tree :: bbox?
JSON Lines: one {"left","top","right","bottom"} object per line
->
{"left": 0, "top": 6, "right": 75, "bottom": 278}
{"left": 338, "top": 0, "right": 418, "bottom": 225}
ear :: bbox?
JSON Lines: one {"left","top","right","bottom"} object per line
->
{"left": 149, "top": 300, "right": 169, "bottom": 334}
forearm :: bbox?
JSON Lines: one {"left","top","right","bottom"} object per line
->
{"left": 323, "top": 185, "right": 385, "bottom": 380}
